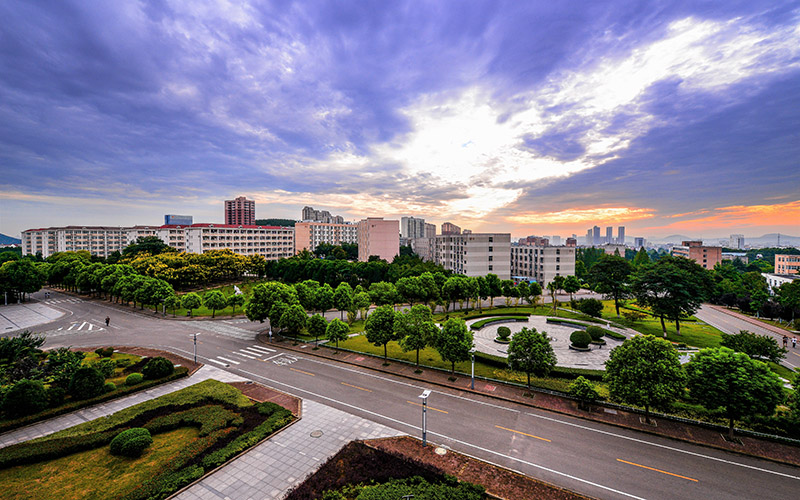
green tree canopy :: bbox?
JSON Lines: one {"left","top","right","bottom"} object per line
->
{"left": 395, "top": 304, "right": 438, "bottom": 366}
{"left": 245, "top": 282, "right": 299, "bottom": 323}
{"left": 686, "top": 347, "right": 784, "bottom": 438}
{"left": 507, "top": 327, "right": 557, "bottom": 388}
{"left": 203, "top": 290, "right": 227, "bottom": 318}
{"left": 227, "top": 292, "right": 245, "bottom": 316}
{"left": 588, "top": 255, "right": 633, "bottom": 317}
{"left": 307, "top": 314, "right": 328, "bottom": 344}
{"left": 279, "top": 304, "right": 307, "bottom": 338}
{"left": 122, "top": 236, "right": 175, "bottom": 258}
{"left": 365, "top": 305, "right": 397, "bottom": 360}
{"left": 604, "top": 335, "right": 686, "bottom": 423}
{"left": 432, "top": 318, "right": 473, "bottom": 373}
{"left": 180, "top": 292, "right": 202, "bottom": 316}
{"left": 333, "top": 282, "right": 354, "bottom": 320}
{"left": 720, "top": 330, "right": 786, "bottom": 363}
{"left": 325, "top": 318, "right": 350, "bottom": 350}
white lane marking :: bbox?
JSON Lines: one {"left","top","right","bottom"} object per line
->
{"left": 216, "top": 356, "right": 240, "bottom": 365}
{"left": 240, "top": 348, "right": 264, "bottom": 356}
{"left": 265, "top": 353, "right": 283, "bottom": 361}
{"left": 206, "top": 358, "right": 227, "bottom": 366}
{"left": 233, "top": 351, "right": 256, "bottom": 359}
{"left": 249, "top": 345, "right": 275, "bottom": 353}
{"left": 235, "top": 368, "right": 645, "bottom": 500}
{"left": 524, "top": 411, "right": 800, "bottom": 481}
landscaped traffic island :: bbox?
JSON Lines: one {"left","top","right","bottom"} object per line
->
{"left": 0, "top": 380, "right": 295, "bottom": 500}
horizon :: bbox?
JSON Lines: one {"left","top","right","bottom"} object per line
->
{"left": 1, "top": 2, "right": 798, "bottom": 241}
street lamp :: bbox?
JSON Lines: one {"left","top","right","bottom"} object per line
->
{"left": 419, "top": 389, "right": 431, "bottom": 446}
{"left": 192, "top": 333, "right": 201, "bottom": 364}
{"left": 469, "top": 348, "right": 476, "bottom": 390}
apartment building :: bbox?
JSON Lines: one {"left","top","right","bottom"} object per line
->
{"left": 357, "top": 218, "right": 400, "bottom": 262}
{"left": 775, "top": 254, "right": 800, "bottom": 275}
{"left": 184, "top": 224, "right": 294, "bottom": 259}
{"left": 156, "top": 225, "right": 188, "bottom": 252}
{"left": 22, "top": 226, "right": 128, "bottom": 258}
{"left": 224, "top": 196, "right": 255, "bottom": 226}
{"left": 511, "top": 244, "right": 576, "bottom": 287}
{"left": 400, "top": 216, "right": 427, "bottom": 239}
{"left": 432, "top": 233, "right": 511, "bottom": 279}
{"left": 294, "top": 221, "right": 358, "bottom": 254}
{"left": 441, "top": 222, "right": 461, "bottom": 235}
{"left": 671, "top": 240, "right": 722, "bottom": 269}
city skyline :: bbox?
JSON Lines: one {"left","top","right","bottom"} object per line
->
{"left": 1, "top": 1, "right": 799, "bottom": 240}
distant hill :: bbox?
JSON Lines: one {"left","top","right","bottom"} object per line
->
{"left": 254, "top": 218, "right": 296, "bottom": 227}
{"left": 0, "top": 233, "right": 21, "bottom": 245}
{"left": 746, "top": 233, "right": 800, "bottom": 247}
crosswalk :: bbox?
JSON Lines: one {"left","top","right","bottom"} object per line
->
{"left": 193, "top": 321, "right": 255, "bottom": 340}
{"left": 206, "top": 344, "right": 280, "bottom": 367}
{"left": 44, "top": 298, "right": 83, "bottom": 305}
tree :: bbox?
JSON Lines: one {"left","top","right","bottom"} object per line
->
{"left": 396, "top": 276, "right": 422, "bottom": 307}
{"left": 776, "top": 280, "right": 800, "bottom": 324}
{"left": 325, "top": 318, "right": 350, "bottom": 351}
{"left": 307, "top": 314, "right": 328, "bottom": 345}
{"left": 181, "top": 292, "right": 202, "bottom": 317}
{"left": 333, "top": 282, "right": 354, "bottom": 320}
{"left": 575, "top": 298, "right": 603, "bottom": 317}
{"left": 369, "top": 282, "right": 398, "bottom": 309}
{"left": 631, "top": 255, "right": 712, "bottom": 335}
{"left": 720, "top": 330, "right": 786, "bottom": 363}
{"left": 432, "top": 318, "right": 474, "bottom": 373}
{"left": 147, "top": 279, "right": 174, "bottom": 313}
{"left": 354, "top": 291, "right": 372, "bottom": 320}
{"left": 546, "top": 281, "right": 559, "bottom": 314}
{"left": 632, "top": 248, "right": 650, "bottom": 268}
{"left": 163, "top": 293, "right": 180, "bottom": 317}
{"left": 507, "top": 327, "right": 557, "bottom": 388}
{"left": 395, "top": 305, "right": 438, "bottom": 366}
{"left": 203, "top": 290, "right": 227, "bottom": 318}
{"left": 484, "top": 274, "right": 502, "bottom": 309}
{"left": 501, "top": 280, "right": 516, "bottom": 307}
{"left": 562, "top": 275, "right": 580, "bottom": 303}
{"left": 227, "top": 293, "right": 245, "bottom": 317}
{"left": 588, "top": 255, "right": 633, "bottom": 317}
{"left": 515, "top": 282, "right": 530, "bottom": 309}
{"left": 69, "top": 366, "right": 106, "bottom": 399}
{"left": 122, "top": 236, "right": 175, "bottom": 257}
{"left": 686, "top": 347, "right": 783, "bottom": 439}
{"left": 43, "top": 347, "right": 85, "bottom": 389}
{"left": 0, "top": 259, "right": 46, "bottom": 302}
{"left": 2, "top": 379, "right": 49, "bottom": 417}
{"left": 280, "top": 304, "right": 308, "bottom": 339}
{"left": 314, "top": 283, "right": 335, "bottom": 315}
{"left": 569, "top": 376, "right": 601, "bottom": 410}
{"left": 365, "top": 305, "right": 397, "bottom": 361}
{"left": 245, "top": 282, "right": 299, "bottom": 323}
{"left": 523, "top": 281, "right": 542, "bottom": 308}
{"left": 604, "top": 335, "right": 686, "bottom": 423}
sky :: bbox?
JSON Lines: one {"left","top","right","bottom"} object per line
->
{"left": 1, "top": 0, "right": 799, "bottom": 242}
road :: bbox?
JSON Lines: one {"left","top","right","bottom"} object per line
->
{"left": 11, "top": 289, "right": 800, "bottom": 500}
{"left": 695, "top": 305, "right": 800, "bottom": 370}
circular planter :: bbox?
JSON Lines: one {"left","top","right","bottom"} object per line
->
{"left": 590, "top": 339, "right": 607, "bottom": 345}
{"left": 494, "top": 338, "right": 510, "bottom": 344}
{"left": 569, "top": 344, "right": 591, "bottom": 351}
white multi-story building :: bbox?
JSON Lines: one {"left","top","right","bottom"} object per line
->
{"left": 294, "top": 221, "right": 358, "bottom": 254}
{"left": 510, "top": 244, "right": 576, "bottom": 287}
{"left": 432, "top": 233, "right": 511, "bottom": 279}
{"left": 22, "top": 226, "right": 129, "bottom": 258}
{"left": 184, "top": 224, "right": 294, "bottom": 259}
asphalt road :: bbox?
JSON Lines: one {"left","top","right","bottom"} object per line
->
{"left": 17, "top": 290, "right": 800, "bottom": 500}
{"left": 694, "top": 305, "right": 800, "bottom": 370}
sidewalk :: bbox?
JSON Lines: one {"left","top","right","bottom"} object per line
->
{"left": 270, "top": 336, "right": 800, "bottom": 467}
{"left": 0, "top": 301, "right": 64, "bottom": 335}
{"left": 707, "top": 304, "right": 798, "bottom": 338}
{"left": 174, "top": 399, "right": 403, "bottom": 500}
{"left": 0, "top": 365, "right": 247, "bottom": 448}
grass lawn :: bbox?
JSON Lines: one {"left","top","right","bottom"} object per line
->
{"left": 0, "top": 427, "right": 199, "bottom": 500}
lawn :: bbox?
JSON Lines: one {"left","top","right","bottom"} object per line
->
{"left": 0, "top": 427, "right": 199, "bottom": 500}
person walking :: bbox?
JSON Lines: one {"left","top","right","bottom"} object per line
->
{"left": 793, "top": 337, "right": 797, "bottom": 349}
{"left": 784, "top": 335, "right": 789, "bottom": 348}
{"left": 105, "top": 316, "right": 110, "bottom": 327}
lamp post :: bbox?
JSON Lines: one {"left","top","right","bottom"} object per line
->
{"left": 469, "top": 348, "right": 476, "bottom": 390}
{"left": 193, "top": 333, "right": 200, "bottom": 364}
{"left": 419, "top": 389, "right": 431, "bottom": 446}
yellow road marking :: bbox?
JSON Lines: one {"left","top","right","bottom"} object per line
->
{"left": 289, "top": 367, "right": 315, "bottom": 376}
{"left": 495, "top": 425, "right": 551, "bottom": 442}
{"left": 407, "top": 401, "right": 448, "bottom": 413}
{"left": 791, "top": 351, "right": 800, "bottom": 358}
{"left": 616, "top": 459, "right": 698, "bottom": 482}
{"left": 341, "top": 382, "right": 372, "bottom": 392}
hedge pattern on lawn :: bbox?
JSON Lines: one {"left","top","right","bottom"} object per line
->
{"left": 109, "top": 428, "right": 153, "bottom": 457}
{"left": 0, "top": 380, "right": 295, "bottom": 500}
{"left": 469, "top": 317, "right": 529, "bottom": 330}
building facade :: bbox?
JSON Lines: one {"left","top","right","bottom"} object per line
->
{"left": 511, "top": 244, "right": 576, "bottom": 287}
{"left": 441, "top": 222, "right": 461, "bottom": 235}
{"left": 224, "top": 196, "right": 256, "bottom": 226}
{"left": 671, "top": 241, "right": 722, "bottom": 269}
{"left": 775, "top": 254, "right": 800, "bottom": 275}
{"left": 432, "top": 233, "right": 511, "bottom": 279}
{"left": 729, "top": 234, "right": 745, "bottom": 249}
{"left": 400, "top": 216, "right": 427, "bottom": 239}
{"left": 294, "top": 221, "right": 358, "bottom": 254}
{"left": 22, "top": 226, "right": 128, "bottom": 258}
{"left": 762, "top": 273, "right": 799, "bottom": 294}
{"left": 164, "top": 214, "right": 193, "bottom": 225}
{"left": 424, "top": 223, "right": 437, "bottom": 239}
{"left": 357, "top": 218, "right": 399, "bottom": 262}
{"left": 183, "top": 224, "right": 293, "bottom": 259}
{"left": 617, "top": 226, "right": 625, "bottom": 245}
{"left": 301, "top": 206, "right": 344, "bottom": 224}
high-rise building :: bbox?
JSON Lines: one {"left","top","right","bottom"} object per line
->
{"left": 592, "top": 226, "right": 601, "bottom": 245}
{"left": 605, "top": 226, "right": 613, "bottom": 245}
{"left": 400, "top": 217, "right": 427, "bottom": 239}
{"left": 441, "top": 222, "right": 461, "bottom": 235}
{"left": 301, "top": 206, "right": 344, "bottom": 224}
{"left": 634, "top": 237, "right": 645, "bottom": 249}
{"left": 586, "top": 229, "right": 592, "bottom": 245}
{"left": 224, "top": 196, "right": 255, "bottom": 225}
{"left": 424, "top": 223, "right": 436, "bottom": 238}
{"left": 164, "top": 214, "right": 193, "bottom": 226}
{"left": 617, "top": 226, "right": 625, "bottom": 245}
{"left": 357, "top": 218, "right": 400, "bottom": 262}
{"left": 729, "top": 234, "right": 745, "bottom": 249}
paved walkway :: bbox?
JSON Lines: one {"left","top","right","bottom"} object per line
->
{"left": 0, "top": 301, "right": 64, "bottom": 335}
{"left": 0, "top": 365, "right": 247, "bottom": 448}
{"left": 175, "top": 399, "right": 404, "bottom": 500}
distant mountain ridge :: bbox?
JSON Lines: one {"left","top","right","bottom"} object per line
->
{"left": 647, "top": 233, "right": 799, "bottom": 247}
{"left": 0, "top": 233, "right": 21, "bottom": 245}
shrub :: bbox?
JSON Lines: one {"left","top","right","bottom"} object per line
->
{"left": 115, "top": 358, "right": 133, "bottom": 368}
{"left": 585, "top": 326, "right": 605, "bottom": 342}
{"left": 576, "top": 298, "right": 604, "bottom": 318}
{"left": 46, "top": 386, "right": 66, "bottom": 407}
{"left": 2, "top": 379, "right": 49, "bottom": 417}
{"left": 69, "top": 366, "right": 106, "bottom": 400}
{"left": 142, "top": 357, "right": 174, "bottom": 380}
{"left": 104, "top": 382, "right": 116, "bottom": 393}
{"left": 94, "top": 347, "right": 114, "bottom": 358}
{"left": 569, "top": 376, "right": 601, "bottom": 410}
{"left": 92, "top": 358, "right": 117, "bottom": 378}
{"left": 570, "top": 330, "right": 591, "bottom": 349}
{"left": 109, "top": 427, "right": 153, "bottom": 457}
{"left": 621, "top": 310, "right": 647, "bottom": 323}
{"left": 496, "top": 326, "right": 511, "bottom": 340}
{"left": 126, "top": 373, "right": 144, "bottom": 386}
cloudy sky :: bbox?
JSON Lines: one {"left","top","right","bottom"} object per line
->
{"left": 2, "top": 0, "right": 799, "bottom": 241}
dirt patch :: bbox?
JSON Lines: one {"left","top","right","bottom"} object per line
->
{"left": 226, "top": 381, "right": 301, "bottom": 416}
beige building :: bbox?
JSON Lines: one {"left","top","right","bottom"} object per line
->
{"left": 183, "top": 224, "right": 293, "bottom": 259}
{"left": 22, "top": 226, "right": 129, "bottom": 258}
{"left": 511, "top": 244, "right": 576, "bottom": 287}
{"left": 294, "top": 221, "right": 358, "bottom": 254}
{"left": 357, "top": 218, "right": 399, "bottom": 262}
{"left": 775, "top": 254, "right": 800, "bottom": 275}
{"left": 224, "top": 196, "right": 255, "bottom": 226}
{"left": 671, "top": 240, "right": 722, "bottom": 269}
{"left": 432, "top": 233, "right": 511, "bottom": 279}
{"left": 441, "top": 222, "right": 461, "bottom": 235}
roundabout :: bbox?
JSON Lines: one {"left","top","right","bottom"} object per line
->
{"left": 467, "top": 314, "right": 631, "bottom": 370}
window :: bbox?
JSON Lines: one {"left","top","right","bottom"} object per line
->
{"left": 488, "top": 265, "right": 493, "bottom": 271}
{"left": 488, "top": 246, "right": 493, "bottom": 252}
{"left": 488, "top": 236, "right": 493, "bottom": 242}
{"left": 488, "top": 256, "right": 493, "bottom": 261}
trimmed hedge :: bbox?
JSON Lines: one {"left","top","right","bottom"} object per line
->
{"left": 69, "top": 367, "right": 106, "bottom": 400}
{"left": 126, "top": 373, "right": 144, "bottom": 386}
{"left": 570, "top": 330, "right": 591, "bottom": 348}
{"left": 142, "top": 357, "right": 174, "bottom": 380}
{"left": 145, "top": 405, "right": 243, "bottom": 436}
{"left": 470, "top": 317, "right": 528, "bottom": 330}
{"left": 201, "top": 407, "right": 293, "bottom": 470}
{"left": 94, "top": 347, "right": 114, "bottom": 358}
{"left": 462, "top": 312, "right": 530, "bottom": 321}
{"left": 472, "top": 352, "right": 605, "bottom": 381}
{"left": 104, "top": 382, "right": 117, "bottom": 393}
{"left": 604, "top": 329, "right": 626, "bottom": 340}
{"left": 109, "top": 428, "right": 153, "bottom": 457}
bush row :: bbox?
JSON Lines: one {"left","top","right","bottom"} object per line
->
{"left": 201, "top": 408, "right": 294, "bottom": 470}
{"left": 0, "top": 429, "right": 120, "bottom": 468}
{"left": 469, "top": 317, "right": 528, "bottom": 330}
{"left": 145, "top": 404, "right": 243, "bottom": 437}
{"left": 461, "top": 311, "right": 530, "bottom": 321}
